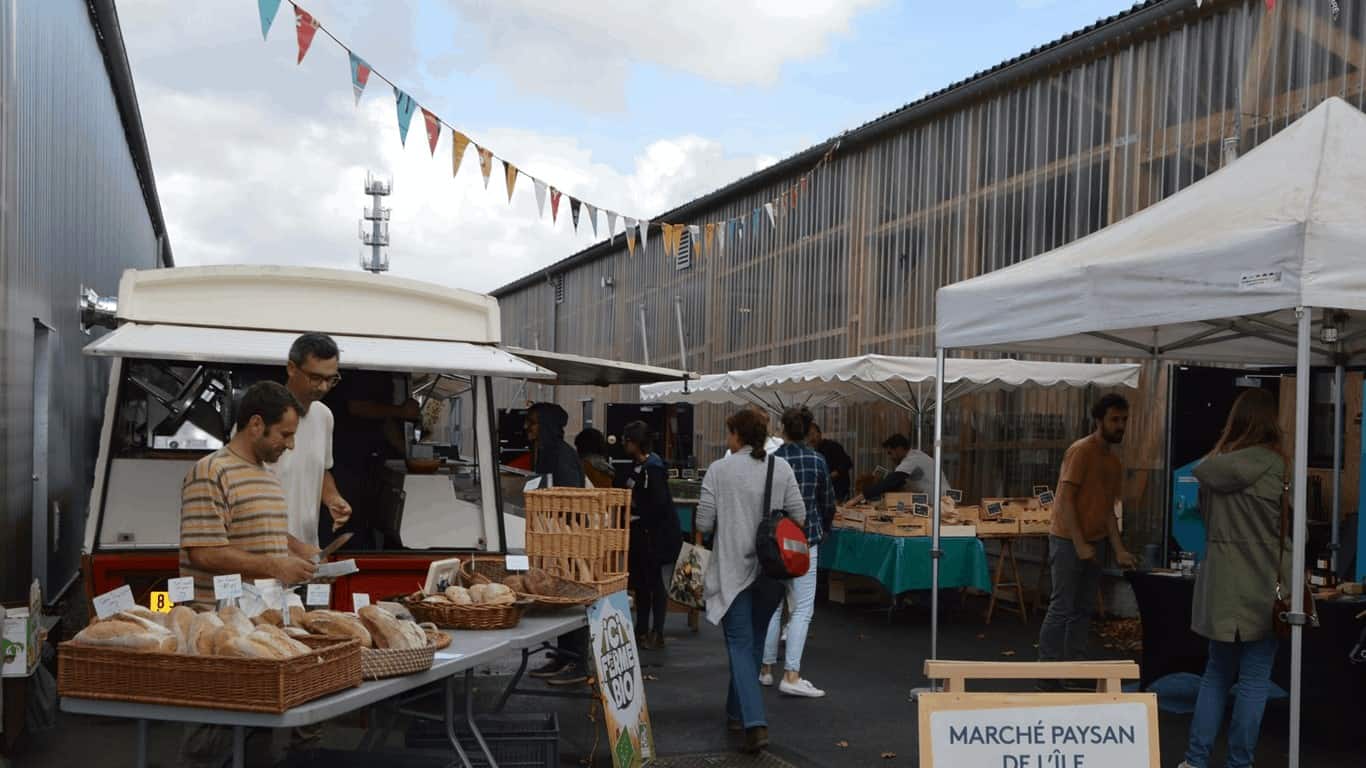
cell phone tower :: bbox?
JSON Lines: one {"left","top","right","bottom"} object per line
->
{"left": 360, "top": 172, "right": 392, "bottom": 273}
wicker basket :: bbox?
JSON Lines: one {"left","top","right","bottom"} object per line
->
{"left": 401, "top": 597, "right": 522, "bottom": 631}
{"left": 57, "top": 636, "right": 360, "bottom": 714}
{"left": 461, "top": 556, "right": 600, "bottom": 608}
{"left": 524, "top": 487, "right": 630, "bottom": 596}
{"left": 360, "top": 629, "right": 445, "bottom": 680}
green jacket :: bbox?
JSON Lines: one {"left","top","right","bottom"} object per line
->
{"left": 1190, "top": 446, "right": 1293, "bottom": 643}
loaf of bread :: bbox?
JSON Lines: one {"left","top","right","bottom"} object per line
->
{"left": 443, "top": 586, "right": 472, "bottom": 605}
{"left": 481, "top": 584, "right": 516, "bottom": 605}
{"left": 249, "top": 626, "right": 310, "bottom": 658}
{"left": 169, "top": 606, "right": 197, "bottom": 654}
{"left": 523, "top": 569, "right": 556, "bottom": 597}
{"left": 502, "top": 575, "right": 527, "bottom": 594}
{"left": 422, "top": 594, "right": 451, "bottom": 604}
{"left": 467, "top": 584, "right": 489, "bottom": 604}
{"left": 110, "top": 611, "right": 172, "bottom": 637}
{"left": 158, "top": 635, "right": 179, "bottom": 653}
{"left": 358, "top": 606, "right": 427, "bottom": 650}
{"left": 301, "top": 610, "right": 373, "bottom": 648}
{"left": 282, "top": 626, "right": 312, "bottom": 639}
{"left": 72, "top": 621, "right": 164, "bottom": 651}
{"left": 253, "top": 607, "right": 305, "bottom": 627}
{"left": 218, "top": 605, "right": 255, "bottom": 637}
{"left": 121, "top": 606, "right": 172, "bottom": 629}
{"left": 189, "top": 612, "right": 225, "bottom": 656}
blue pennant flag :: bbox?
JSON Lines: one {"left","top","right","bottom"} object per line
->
{"left": 258, "top": 0, "right": 283, "bottom": 40}
{"left": 394, "top": 87, "right": 418, "bottom": 146}
{"left": 349, "top": 52, "right": 372, "bottom": 106}
{"left": 751, "top": 208, "right": 762, "bottom": 233}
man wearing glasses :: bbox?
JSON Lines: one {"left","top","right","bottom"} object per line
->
{"left": 278, "top": 332, "right": 352, "bottom": 550}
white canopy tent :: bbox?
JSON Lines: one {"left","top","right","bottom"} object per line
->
{"left": 933, "top": 97, "right": 1366, "bottom": 768}
{"left": 640, "top": 353, "right": 1139, "bottom": 446}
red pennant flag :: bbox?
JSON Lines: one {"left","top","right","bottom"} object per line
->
{"left": 421, "top": 109, "right": 440, "bottom": 156}
{"left": 550, "top": 188, "right": 562, "bottom": 223}
{"left": 1266, "top": 0, "right": 1275, "bottom": 9}
{"left": 294, "top": 5, "right": 320, "bottom": 65}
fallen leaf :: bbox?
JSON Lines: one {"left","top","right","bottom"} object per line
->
{"left": 882, "top": 752, "right": 897, "bottom": 759}
{"left": 836, "top": 740, "right": 850, "bottom": 748}
{"left": 643, "top": 674, "right": 659, "bottom": 681}
{"left": 975, "top": 633, "right": 986, "bottom": 640}
{"left": 1001, "top": 650, "right": 1017, "bottom": 657}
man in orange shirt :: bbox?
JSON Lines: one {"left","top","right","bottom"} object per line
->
{"left": 1038, "top": 394, "right": 1137, "bottom": 690}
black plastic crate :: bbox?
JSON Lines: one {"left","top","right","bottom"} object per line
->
{"left": 406, "top": 712, "right": 560, "bottom": 768}
{"left": 281, "top": 748, "right": 453, "bottom": 767}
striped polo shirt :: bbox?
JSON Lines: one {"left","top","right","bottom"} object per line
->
{"left": 179, "top": 447, "right": 290, "bottom": 603}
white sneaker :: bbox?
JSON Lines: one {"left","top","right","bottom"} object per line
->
{"left": 758, "top": 669, "right": 774, "bottom": 687}
{"left": 779, "top": 678, "right": 826, "bottom": 698}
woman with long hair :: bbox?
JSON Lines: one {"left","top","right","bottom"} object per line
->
{"left": 1180, "top": 387, "right": 1293, "bottom": 768}
{"left": 698, "top": 408, "right": 807, "bottom": 754}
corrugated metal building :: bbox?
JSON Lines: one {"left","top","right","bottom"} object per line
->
{"left": 491, "top": 0, "right": 1363, "bottom": 547}
{"left": 0, "top": 0, "right": 171, "bottom": 602}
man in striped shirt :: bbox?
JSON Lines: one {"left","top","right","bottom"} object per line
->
{"left": 180, "top": 381, "right": 318, "bottom": 605}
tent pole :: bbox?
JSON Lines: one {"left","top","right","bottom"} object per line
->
{"left": 930, "top": 348, "right": 945, "bottom": 663}
{"left": 1332, "top": 363, "right": 1344, "bottom": 572}
{"left": 1289, "top": 308, "right": 1311, "bottom": 768}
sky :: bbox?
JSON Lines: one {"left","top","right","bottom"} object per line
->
{"left": 119, "top": 0, "right": 1139, "bottom": 293}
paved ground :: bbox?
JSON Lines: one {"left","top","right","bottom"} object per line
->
{"left": 8, "top": 586, "right": 1361, "bottom": 767}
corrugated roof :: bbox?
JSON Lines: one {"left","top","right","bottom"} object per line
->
{"left": 493, "top": 0, "right": 1194, "bottom": 297}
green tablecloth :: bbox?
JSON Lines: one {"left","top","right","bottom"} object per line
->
{"left": 822, "top": 529, "right": 992, "bottom": 594}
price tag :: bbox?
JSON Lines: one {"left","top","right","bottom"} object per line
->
{"left": 167, "top": 576, "right": 196, "bottom": 604}
{"left": 213, "top": 574, "right": 243, "bottom": 602}
{"left": 505, "top": 554, "right": 530, "bottom": 571}
{"left": 306, "top": 583, "right": 331, "bottom": 607}
{"left": 352, "top": 593, "right": 371, "bottom": 612}
{"left": 149, "top": 592, "right": 174, "bottom": 613}
{"left": 93, "top": 585, "right": 136, "bottom": 619}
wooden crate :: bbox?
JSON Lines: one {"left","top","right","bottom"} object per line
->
{"left": 954, "top": 505, "right": 981, "bottom": 523}
{"left": 833, "top": 505, "right": 873, "bottom": 532}
{"left": 978, "top": 498, "right": 1021, "bottom": 536}
{"left": 880, "top": 492, "right": 928, "bottom": 512}
{"left": 865, "top": 514, "right": 929, "bottom": 538}
{"left": 828, "top": 572, "right": 886, "bottom": 605}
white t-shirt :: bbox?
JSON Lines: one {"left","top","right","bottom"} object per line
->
{"left": 269, "top": 401, "right": 334, "bottom": 548}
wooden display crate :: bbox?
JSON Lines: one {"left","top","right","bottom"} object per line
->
{"left": 828, "top": 572, "right": 887, "bottom": 605}
{"left": 833, "top": 505, "right": 873, "bottom": 532}
{"left": 880, "top": 492, "right": 928, "bottom": 511}
{"left": 977, "top": 498, "right": 1021, "bottom": 536}
{"left": 953, "top": 505, "right": 981, "bottom": 523}
{"left": 864, "top": 514, "right": 929, "bottom": 538}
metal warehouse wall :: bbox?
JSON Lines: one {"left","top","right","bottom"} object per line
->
{"left": 0, "top": 0, "right": 162, "bottom": 602}
{"left": 495, "top": 0, "right": 1363, "bottom": 549}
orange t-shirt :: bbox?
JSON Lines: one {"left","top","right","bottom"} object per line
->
{"left": 1050, "top": 433, "right": 1120, "bottom": 543}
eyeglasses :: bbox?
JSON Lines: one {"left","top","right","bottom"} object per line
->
{"left": 302, "top": 370, "right": 342, "bottom": 388}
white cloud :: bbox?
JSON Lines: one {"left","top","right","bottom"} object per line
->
{"left": 444, "top": 0, "right": 886, "bottom": 111}
{"left": 118, "top": 0, "right": 785, "bottom": 292}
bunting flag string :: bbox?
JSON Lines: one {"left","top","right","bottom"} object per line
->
{"left": 260, "top": 1, "right": 844, "bottom": 261}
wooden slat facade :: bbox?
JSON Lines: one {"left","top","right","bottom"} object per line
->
{"left": 493, "top": 0, "right": 1366, "bottom": 546}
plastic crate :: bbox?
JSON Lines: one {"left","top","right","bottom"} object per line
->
{"left": 406, "top": 712, "right": 560, "bottom": 768}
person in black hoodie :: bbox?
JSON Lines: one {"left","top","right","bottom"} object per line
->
{"left": 621, "top": 421, "right": 683, "bottom": 650}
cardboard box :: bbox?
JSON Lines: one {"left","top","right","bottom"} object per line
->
{"left": 2, "top": 581, "right": 41, "bottom": 678}
{"left": 828, "top": 572, "right": 886, "bottom": 605}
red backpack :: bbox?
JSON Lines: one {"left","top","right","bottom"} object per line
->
{"left": 755, "top": 456, "right": 811, "bottom": 580}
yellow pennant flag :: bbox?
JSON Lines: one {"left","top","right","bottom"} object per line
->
{"left": 504, "top": 161, "right": 518, "bottom": 203}
{"left": 452, "top": 132, "right": 471, "bottom": 179}
{"left": 626, "top": 224, "right": 637, "bottom": 257}
{"left": 704, "top": 223, "right": 716, "bottom": 255}
{"left": 665, "top": 224, "right": 679, "bottom": 258}
{"left": 477, "top": 146, "right": 494, "bottom": 189}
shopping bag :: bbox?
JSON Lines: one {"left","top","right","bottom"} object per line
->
{"left": 668, "top": 541, "right": 710, "bottom": 609}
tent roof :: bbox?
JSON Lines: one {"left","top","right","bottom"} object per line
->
{"left": 500, "top": 347, "right": 693, "bottom": 386}
{"left": 639, "top": 354, "right": 1138, "bottom": 413}
{"left": 936, "top": 97, "right": 1366, "bottom": 365}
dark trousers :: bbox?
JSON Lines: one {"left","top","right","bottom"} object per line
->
{"left": 1038, "top": 536, "right": 1108, "bottom": 663}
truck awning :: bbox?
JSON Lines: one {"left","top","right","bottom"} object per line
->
{"left": 500, "top": 347, "right": 694, "bottom": 386}
{"left": 83, "top": 323, "right": 556, "bottom": 379}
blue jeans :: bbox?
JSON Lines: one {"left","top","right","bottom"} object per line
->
{"left": 1184, "top": 635, "right": 1278, "bottom": 768}
{"left": 764, "top": 545, "right": 818, "bottom": 672}
{"left": 1038, "top": 536, "right": 1107, "bottom": 663}
{"left": 722, "top": 579, "right": 783, "bottom": 728}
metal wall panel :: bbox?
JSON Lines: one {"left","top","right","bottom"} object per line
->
{"left": 0, "top": 0, "right": 160, "bottom": 600}
{"left": 495, "top": 0, "right": 1361, "bottom": 544}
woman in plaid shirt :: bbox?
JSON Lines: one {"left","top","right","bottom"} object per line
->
{"left": 760, "top": 406, "right": 835, "bottom": 699}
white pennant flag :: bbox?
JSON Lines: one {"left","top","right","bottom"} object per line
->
{"left": 639, "top": 220, "right": 650, "bottom": 252}
{"left": 533, "top": 180, "right": 548, "bottom": 219}
{"left": 764, "top": 203, "right": 777, "bottom": 228}
{"left": 585, "top": 203, "right": 599, "bottom": 237}
{"left": 607, "top": 211, "right": 619, "bottom": 243}
{"left": 688, "top": 224, "right": 701, "bottom": 249}
{"left": 717, "top": 221, "right": 727, "bottom": 253}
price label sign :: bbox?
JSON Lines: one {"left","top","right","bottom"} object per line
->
{"left": 149, "top": 592, "right": 174, "bottom": 613}
{"left": 352, "top": 592, "right": 371, "bottom": 612}
{"left": 306, "top": 583, "right": 331, "bottom": 607}
{"left": 93, "top": 585, "right": 137, "bottom": 619}
{"left": 167, "top": 576, "right": 196, "bottom": 604}
{"left": 213, "top": 573, "right": 244, "bottom": 602}
{"left": 505, "top": 554, "right": 530, "bottom": 571}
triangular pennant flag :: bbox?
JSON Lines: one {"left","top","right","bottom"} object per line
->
{"left": 394, "top": 88, "right": 418, "bottom": 146}
{"left": 704, "top": 223, "right": 716, "bottom": 255}
{"left": 294, "top": 5, "right": 320, "bottom": 65}
{"left": 625, "top": 220, "right": 637, "bottom": 257}
{"left": 689, "top": 225, "right": 702, "bottom": 258}
{"left": 764, "top": 203, "right": 777, "bottom": 228}
{"left": 1266, "top": 0, "right": 1274, "bottom": 9}
{"left": 607, "top": 211, "right": 619, "bottom": 244}
{"left": 550, "top": 188, "right": 563, "bottom": 224}
{"left": 349, "top": 52, "right": 372, "bottom": 106}
{"left": 737, "top": 218, "right": 745, "bottom": 242}
{"left": 504, "top": 161, "right": 519, "bottom": 203}
{"left": 259, "top": 0, "right": 283, "bottom": 40}
{"left": 751, "top": 208, "right": 762, "bottom": 233}
{"left": 790, "top": 186, "right": 799, "bottom": 209}
{"left": 451, "top": 132, "right": 471, "bottom": 178}
{"left": 477, "top": 147, "right": 494, "bottom": 188}
{"left": 639, "top": 220, "right": 650, "bottom": 252}
{"left": 800, "top": 177, "right": 809, "bottom": 194}
{"left": 661, "top": 224, "right": 674, "bottom": 259}
{"left": 717, "top": 221, "right": 727, "bottom": 253}
{"left": 533, "top": 179, "right": 547, "bottom": 218}
{"left": 421, "top": 109, "right": 441, "bottom": 156}
{"left": 586, "top": 204, "right": 599, "bottom": 237}
{"left": 570, "top": 198, "right": 582, "bottom": 231}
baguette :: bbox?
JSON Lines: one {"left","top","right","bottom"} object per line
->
{"left": 72, "top": 621, "right": 163, "bottom": 651}
{"left": 358, "top": 606, "right": 427, "bottom": 650}
{"left": 301, "top": 610, "right": 373, "bottom": 648}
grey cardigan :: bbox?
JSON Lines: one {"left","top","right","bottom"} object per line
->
{"left": 1190, "top": 446, "right": 1293, "bottom": 643}
{"left": 697, "top": 449, "right": 806, "bottom": 625}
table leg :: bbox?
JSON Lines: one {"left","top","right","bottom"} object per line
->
{"left": 444, "top": 676, "right": 476, "bottom": 768}
{"left": 985, "top": 540, "right": 1008, "bottom": 625}
{"left": 494, "top": 647, "right": 531, "bottom": 713}
{"left": 1007, "top": 541, "right": 1028, "bottom": 623}
{"left": 135, "top": 719, "right": 148, "bottom": 768}
{"left": 231, "top": 726, "right": 246, "bottom": 768}
{"left": 464, "top": 669, "right": 498, "bottom": 768}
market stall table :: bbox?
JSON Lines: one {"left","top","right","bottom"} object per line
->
{"left": 59, "top": 611, "right": 588, "bottom": 768}
{"left": 823, "top": 529, "right": 991, "bottom": 596}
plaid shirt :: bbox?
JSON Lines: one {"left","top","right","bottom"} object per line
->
{"left": 773, "top": 442, "right": 834, "bottom": 547}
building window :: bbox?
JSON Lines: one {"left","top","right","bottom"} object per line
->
{"left": 553, "top": 274, "right": 565, "bottom": 304}
{"left": 675, "top": 228, "right": 693, "bottom": 271}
